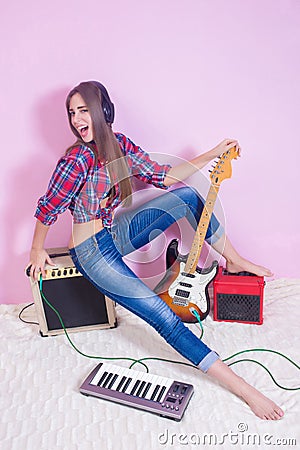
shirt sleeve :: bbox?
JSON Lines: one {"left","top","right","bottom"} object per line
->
{"left": 34, "top": 148, "right": 93, "bottom": 226}
{"left": 117, "top": 133, "right": 172, "bottom": 189}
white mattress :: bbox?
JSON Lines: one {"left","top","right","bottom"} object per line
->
{"left": 1, "top": 278, "right": 299, "bottom": 450}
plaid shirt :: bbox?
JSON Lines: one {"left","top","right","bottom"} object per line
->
{"left": 35, "top": 133, "right": 171, "bottom": 228}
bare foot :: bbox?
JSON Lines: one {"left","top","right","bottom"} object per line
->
{"left": 212, "top": 236, "right": 274, "bottom": 277}
{"left": 206, "top": 359, "right": 283, "bottom": 420}
{"left": 226, "top": 257, "right": 273, "bottom": 277}
{"left": 239, "top": 382, "right": 284, "bottom": 420}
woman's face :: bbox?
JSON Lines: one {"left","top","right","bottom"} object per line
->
{"left": 69, "top": 93, "right": 94, "bottom": 142}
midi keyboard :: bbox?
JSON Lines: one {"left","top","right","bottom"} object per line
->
{"left": 80, "top": 362, "right": 194, "bottom": 421}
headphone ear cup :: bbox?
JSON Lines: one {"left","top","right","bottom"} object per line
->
{"left": 108, "top": 101, "right": 115, "bottom": 123}
{"left": 102, "top": 99, "right": 115, "bottom": 124}
{"left": 90, "top": 81, "right": 115, "bottom": 124}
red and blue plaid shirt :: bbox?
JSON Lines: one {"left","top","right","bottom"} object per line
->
{"left": 35, "top": 133, "right": 171, "bottom": 228}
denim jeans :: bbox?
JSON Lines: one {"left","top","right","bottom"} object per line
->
{"left": 69, "top": 187, "right": 223, "bottom": 371}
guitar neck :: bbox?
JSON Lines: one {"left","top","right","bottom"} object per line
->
{"left": 184, "top": 184, "right": 220, "bottom": 274}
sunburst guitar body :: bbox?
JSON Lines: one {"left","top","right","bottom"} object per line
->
{"left": 155, "top": 146, "right": 239, "bottom": 323}
{"left": 154, "top": 239, "right": 218, "bottom": 322}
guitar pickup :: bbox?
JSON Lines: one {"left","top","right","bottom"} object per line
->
{"left": 175, "top": 289, "right": 190, "bottom": 298}
{"left": 179, "top": 282, "right": 192, "bottom": 288}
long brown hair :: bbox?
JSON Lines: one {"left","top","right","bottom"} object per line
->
{"left": 65, "top": 81, "right": 132, "bottom": 205}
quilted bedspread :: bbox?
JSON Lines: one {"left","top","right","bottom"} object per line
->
{"left": 1, "top": 278, "right": 299, "bottom": 450}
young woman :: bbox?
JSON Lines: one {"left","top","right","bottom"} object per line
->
{"left": 28, "top": 81, "right": 283, "bottom": 420}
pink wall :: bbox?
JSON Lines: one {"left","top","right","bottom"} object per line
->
{"left": 1, "top": 0, "right": 299, "bottom": 304}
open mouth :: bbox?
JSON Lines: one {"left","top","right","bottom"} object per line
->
{"left": 78, "top": 125, "right": 89, "bottom": 138}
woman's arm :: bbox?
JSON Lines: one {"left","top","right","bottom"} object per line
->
{"left": 28, "top": 220, "right": 55, "bottom": 281}
{"left": 164, "top": 139, "right": 240, "bottom": 187}
{"left": 28, "top": 147, "right": 93, "bottom": 280}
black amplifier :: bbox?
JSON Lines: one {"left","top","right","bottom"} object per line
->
{"left": 28, "top": 247, "right": 117, "bottom": 336}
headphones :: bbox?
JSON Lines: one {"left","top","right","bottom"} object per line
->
{"left": 91, "top": 81, "right": 115, "bottom": 124}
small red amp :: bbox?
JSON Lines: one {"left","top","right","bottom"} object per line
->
{"left": 213, "top": 267, "right": 265, "bottom": 325}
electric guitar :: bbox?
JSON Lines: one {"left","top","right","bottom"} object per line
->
{"left": 154, "top": 146, "right": 239, "bottom": 323}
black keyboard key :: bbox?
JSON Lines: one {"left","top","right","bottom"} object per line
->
{"left": 141, "top": 382, "right": 152, "bottom": 398}
{"left": 136, "top": 381, "right": 146, "bottom": 397}
{"left": 97, "top": 371, "right": 108, "bottom": 386}
{"left": 130, "top": 380, "right": 141, "bottom": 396}
{"left": 156, "top": 386, "right": 167, "bottom": 402}
{"left": 121, "top": 377, "right": 132, "bottom": 393}
{"left": 150, "top": 384, "right": 160, "bottom": 401}
{"left": 107, "top": 374, "right": 118, "bottom": 389}
{"left": 102, "top": 372, "right": 113, "bottom": 388}
{"left": 116, "top": 376, "right": 127, "bottom": 391}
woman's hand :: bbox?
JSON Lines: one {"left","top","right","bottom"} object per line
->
{"left": 209, "top": 139, "right": 241, "bottom": 160}
{"left": 164, "top": 138, "right": 242, "bottom": 186}
{"left": 27, "top": 248, "right": 55, "bottom": 281}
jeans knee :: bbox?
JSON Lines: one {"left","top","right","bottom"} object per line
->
{"left": 161, "top": 318, "right": 184, "bottom": 344}
{"left": 173, "top": 186, "right": 203, "bottom": 207}
{"left": 149, "top": 302, "right": 185, "bottom": 343}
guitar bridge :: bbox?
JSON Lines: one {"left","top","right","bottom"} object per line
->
{"left": 172, "top": 296, "right": 189, "bottom": 307}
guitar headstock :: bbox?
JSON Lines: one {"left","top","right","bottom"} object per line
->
{"left": 210, "top": 146, "right": 239, "bottom": 186}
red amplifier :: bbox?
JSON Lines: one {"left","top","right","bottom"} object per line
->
{"left": 213, "top": 267, "right": 265, "bottom": 325}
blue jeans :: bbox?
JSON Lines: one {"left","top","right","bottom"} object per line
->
{"left": 69, "top": 187, "right": 223, "bottom": 371}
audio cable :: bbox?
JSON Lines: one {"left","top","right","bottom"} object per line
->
{"left": 22, "top": 276, "right": 300, "bottom": 391}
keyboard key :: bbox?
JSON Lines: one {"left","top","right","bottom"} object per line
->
{"left": 121, "top": 377, "right": 132, "bottom": 393}
{"left": 150, "top": 384, "right": 161, "bottom": 401}
{"left": 102, "top": 372, "right": 113, "bottom": 388}
{"left": 116, "top": 376, "right": 127, "bottom": 391}
{"left": 136, "top": 381, "right": 146, "bottom": 397}
{"left": 107, "top": 374, "right": 119, "bottom": 389}
{"left": 97, "top": 371, "right": 108, "bottom": 387}
{"left": 156, "top": 386, "right": 167, "bottom": 402}
{"left": 130, "top": 380, "right": 141, "bottom": 396}
{"left": 141, "top": 382, "right": 152, "bottom": 398}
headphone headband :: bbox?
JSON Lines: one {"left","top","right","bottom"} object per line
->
{"left": 90, "top": 81, "right": 115, "bottom": 124}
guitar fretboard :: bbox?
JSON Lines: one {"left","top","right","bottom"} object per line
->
{"left": 184, "top": 184, "right": 220, "bottom": 274}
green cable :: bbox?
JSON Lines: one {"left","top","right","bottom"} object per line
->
{"left": 223, "top": 348, "right": 300, "bottom": 391}
{"left": 129, "top": 356, "right": 196, "bottom": 370}
{"left": 39, "top": 277, "right": 300, "bottom": 390}
{"left": 223, "top": 348, "right": 300, "bottom": 369}
{"left": 190, "top": 308, "right": 204, "bottom": 339}
{"left": 129, "top": 353, "right": 300, "bottom": 391}
{"left": 39, "top": 277, "right": 150, "bottom": 372}
{"left": 226, "top": 358, "right": 300, "bottom": 391}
